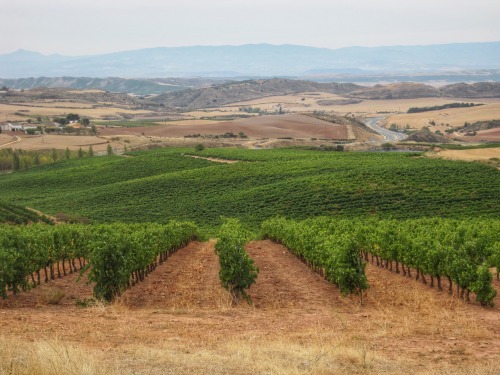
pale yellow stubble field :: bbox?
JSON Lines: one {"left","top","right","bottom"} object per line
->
{"left": 218, "top": 93, "right": 499, "bottom": 117}
{"left": 384, "top": 101, "right": 500, "bottom": 130}
{"left": 0, "top": 103, "right": 151, "bottom": 122}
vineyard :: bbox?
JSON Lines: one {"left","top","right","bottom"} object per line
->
{"left": 262, "top": 217, "right": 499, "bottom": 306}
{"left": 0, "top": 201, "right": 53, "bottom": 225}
{"left": 0, "top": 221, "right": 197, "bottom": 300}
{"left": 0, "top": 147, "right": 497, "bottom": 233}
{"left": 0, "top": 141, "right": 499, "bottom": 374}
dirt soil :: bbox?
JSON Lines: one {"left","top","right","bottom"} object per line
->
{"left": 99, "top": 114, "right": 348, "bottom": 140}
{"left": 1, "top": 240, "right": 499, "bottom": 374}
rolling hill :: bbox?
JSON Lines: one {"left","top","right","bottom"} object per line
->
{"left": 151, "top": 79, "right": 362, "bottom": 109}
{"left": 0, "top": 148, "right": 497, "bottom": 232}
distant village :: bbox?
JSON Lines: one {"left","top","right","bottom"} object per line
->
{"left": 0, "top": 113, "right": 95, "bottom": 135}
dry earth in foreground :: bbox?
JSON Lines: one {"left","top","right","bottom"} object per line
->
{"left": 1, "top": 240, "right": 499, "bottom": 375}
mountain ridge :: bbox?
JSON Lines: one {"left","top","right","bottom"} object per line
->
{"left": 1, "top": 42, "right": 499, "bottom": 78}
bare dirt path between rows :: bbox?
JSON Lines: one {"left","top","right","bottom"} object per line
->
{"left": 185, "top": 154, "right": 240, "bottom": 164}
{"left": 1, "top": 240, "right": 499, "bottom": 374}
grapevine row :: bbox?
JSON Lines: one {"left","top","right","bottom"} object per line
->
{"left": 261, "top": 217, "right": 369, "bottom": 303}
{"left": 215, "top": 219, "right": 258, "bottom": 304}
{"left": 262, "top": 217, "right": 499, "bottom": 306}
{"left": 0, "top": 221, "right": 198, "bottom": 301}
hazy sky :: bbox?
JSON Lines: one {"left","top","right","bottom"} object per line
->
{"left": 2, "top": 0, "right": 499, "bottom": 55}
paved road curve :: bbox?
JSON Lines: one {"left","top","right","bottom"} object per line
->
{"left": 364, "top": 117, "right": 408, "bottom": 142}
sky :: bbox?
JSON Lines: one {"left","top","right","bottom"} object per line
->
{"left": 2, "top": 0, "right": 500, "bottom": 56}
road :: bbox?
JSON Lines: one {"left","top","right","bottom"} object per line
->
{"left": 364, "top": 117, "right": 407, "bottom": 142}
{"left": 0, "top": 135, "right": 21, "bottom": 148}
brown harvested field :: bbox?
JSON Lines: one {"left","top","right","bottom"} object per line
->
{"left": 1, "top": 240, "right": 499, "bottom": 375}
{"left": 100, "top": 114, "right": 349, "bottom": 140}
{"left": 385, "top": 102, "right": 500, "bottom": 130}
{"left": 222, "top": 92, "right": 344, "bottom": 112}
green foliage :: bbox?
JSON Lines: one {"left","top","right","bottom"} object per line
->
{"left": 381, "top": 142, "right": 395, "bottom": 150}
{"left": 0, "top": 148, "right": 498, "bottom": 232}
{"left": 85, "top": 221, "right": 197, "bottom": 302}
{"left": 0, "top": 221, "right": 197, "bottom": 302}
{"left": 12, "top": 152, "right": 20, "bottom": 171}
{"left": 0, "top": 224, "right": 87, "bottom": 298}
{"left": 107, "top": 144, "right": 113, "bottom": 156}
{"left": 215, "top": 219, "right": 258, "bottom": 304}
{"left": 0, "top": 201, "right": 53, "bottom": 225}
{"left": 261, "top": 217, "right": 369, "bottom": 301}
{"left": 239, "top": 107, "right": 261, "bottom": 114}
{"left": 472, "top": 264, "right": 496, "bottom": 307}
{"left": 53, "top": 117, "right": 69, "bottom": 126}
{"left": 66, "top": 113, "right": 80, "bottom": 122}
{"left": 0, "top": 148, "right": 79, "bottom": 172}
{"left": 194, "top": 144, "right": 205, "bottom": 152}
{"left": 262, "top": 217, "right": 499, "bottom": 306}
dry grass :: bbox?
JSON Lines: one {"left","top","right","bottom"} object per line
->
{"left": 1, "top": 334, "right": 497, "bottom": 375}
{"left": 1, "top": 242, "right": 498, "bottom": 375}
{"left": 385, "top": 102, "right": 500, "bottom": 130}
{"left": 38, "top": 288, "right": 66, "bottom": 305}
{"left": 0, "top": 337, "right": 121, "bottom": 375}
{"left": 0, "top": 102, "right": 150, "bottom": 122}
{"left": 221, "top": 95, "right": 500, "bottom": 117}
{"left": 429, "top": 148, "right": 500, "bottom": 162}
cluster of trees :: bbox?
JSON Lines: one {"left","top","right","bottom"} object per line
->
{"left": 407, "top": 102, "right": 482, "bottom": 114}
{"left": 52, "top": 113, "right": 85, "bottom": 125}
{"left": 239, "top": 107, "right": 262, "bottom": 114}
{"left": 0, "top": 147, "right": 97, "bottom": 173}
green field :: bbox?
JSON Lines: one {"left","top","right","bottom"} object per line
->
{"left": 0, "top": 147, "right": 498, "bottom": 232}
{"left": 0, "top": 201, "right": 53, "bottom": 225}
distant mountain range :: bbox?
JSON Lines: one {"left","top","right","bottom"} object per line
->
{"left": 1, "top": 42, "right": 500, "bottom": 79}
{"left": 0, "top": 77, "right": 224, "bottom": 95}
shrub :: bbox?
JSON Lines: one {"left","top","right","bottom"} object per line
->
{"left": 215, "top": 219, "right": 258, "bottom": 304}
{"left": 39, "top": 288, "right": 66, "bottom": 305}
